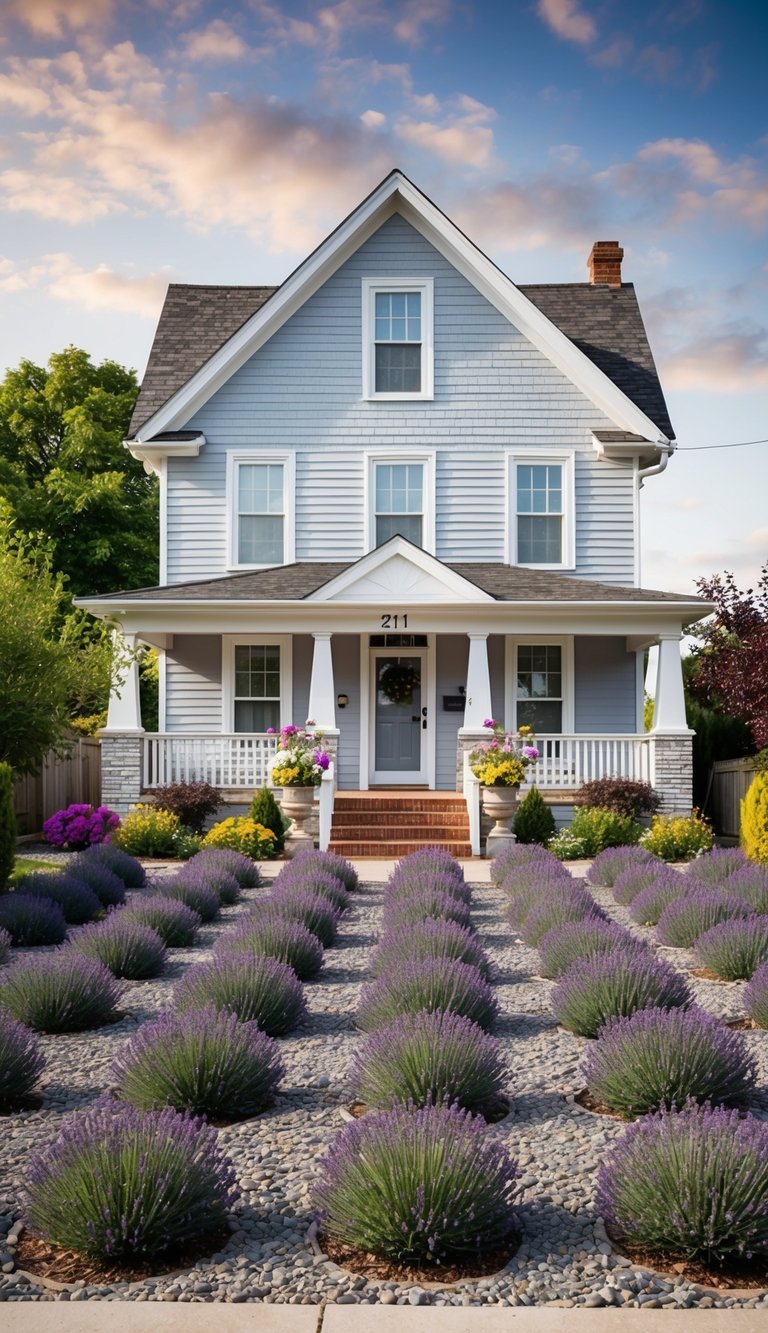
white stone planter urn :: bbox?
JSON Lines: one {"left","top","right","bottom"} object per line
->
{"left": 280, "top": 786, "right": 316, "bottom": 857}
{"left": 481, "top": 785, "right": 519, "bottom": 856}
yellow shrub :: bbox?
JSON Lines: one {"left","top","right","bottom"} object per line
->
{"left": 115, "top": 804, "right": 182, "bottom": 857}
{"left": 741, "top": 772, "right": 768, "bottom": 864}
{"left": 642, "top": 809, "right": 714, "bottom": 861}
{"left": 202, "top": 817, "right": 277, "bottom": 860}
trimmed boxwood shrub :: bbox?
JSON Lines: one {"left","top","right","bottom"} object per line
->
{"left": 537, "top": 919, "right": 639, "bottom": 980}
{"left": 0, "top": 926, "right": 10, "bottom": 966}
{"left": 122, "top": 894, "right": 201, "bottom": 947}
{"left": 261, "top": 888, "right": 342, "bottom": 947}
{"left": 357, "top": 958, "right": 498, "bottom": 1033}
{"left": 587, "top": 845, "right": 658, "bottom": 889}
{"left": 655, "top": 890, "right": 749, "bottom": 948}
{"left": 273, "top": 865, "right": 350, "bottom": 912}
{"left": 155, "top": 876, "right": 220, "bottom": 923}
{"left": 519, "top": 890, "right": 604, "bottom": 948}
{"left": 313, "top": 1102, "right": 520, "bottom": 1264}
{"left": 381, "top": 890, "right": 472, "bottom": 933}
{"left": 0, "top": 894, "right": 67, "bottom": 946}
{"left": 216, "top": 915, "right": 324, "bottom": 981}
{"left": 174, "top": 954, "right": 307, "bottom": 1036}
{"left": 745, "top": 961, "right": 768, "bottom": 1028}
{"left": 629, "top": 875, "right": 691, "bottom": 927}
{"left": 16, "top": 872, "right": 102, "bottom": 925}
{"left": 595, "top": 1103, "right": 768, "bottom": 1261}
{"left": 348, "top": 1009, "right": 504, "bottom": 1114}
{"left": 67, "top": 916, "right": 167, "bottom": 980}
{"left": 25, "top": 1100, "right": 237, "bottom": 1259}
{"left": 696, "top": 916, "right": 768, "bottom": 981}
{"left": 81, "top": 843, "right": 146, "bottom": 888}
{"left": 188, "top": 847, "right": 261, "bottom": 888}
{"left": 112, "top": 1005, "right": 284, "bottom": 1117}
{"left": 0, "top": 954, "right": 121, "bottom": 1031}
{"left": 66, "top": 857, "right": 126, "bottom": 907}
{"left": 583, "top": 1006, "right": 756, "bottom": 1116}
{"left": 0, "top": 1012, "right": 45, "bottom": 1106}
{"left": 371, "top": 918, "right": 490, "bottom": 980}
{"left": 687, "top": 847, "right": 748, "bottom": 887}
{"left": 551, "top": 945, "right": 691, "bottom": 1038}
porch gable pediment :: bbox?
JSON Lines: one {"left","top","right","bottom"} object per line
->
{"left": 309, "top": 537, "right": 495, "bottom": 604}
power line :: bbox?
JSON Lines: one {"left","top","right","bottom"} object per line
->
{"left": 677, "top": 437, "right": 768, "bottom": 452}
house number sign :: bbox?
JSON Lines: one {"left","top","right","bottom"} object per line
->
{"left": 380, "top": 614, "right": 408, "bottom": 629}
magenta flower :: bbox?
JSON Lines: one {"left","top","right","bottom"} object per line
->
{"left": 313, "top": 750, "right": 330, "bottom": 770}
{"left": 266, "top": 726, "right": 276, "bottom": 735}
{"left": 522, "top": 746, "right": 540, "bottom": 760}
{"left": 483, "top": 718, "right": 498, "bottom": 730}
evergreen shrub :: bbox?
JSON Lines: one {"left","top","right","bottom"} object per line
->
{"left": 513, "top": 785, "right": 556, "bottom": 845}
{"left": 741, "top": 770, "right": 768, "bottom": 863}
{"left": 248, "top": 786, "right": 285, "bottom": 854}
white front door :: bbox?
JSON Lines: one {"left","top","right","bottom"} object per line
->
{"left": 370, "top": 649, "right": 428, "bottom": 785}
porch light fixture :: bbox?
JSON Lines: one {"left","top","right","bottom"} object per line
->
{"left": 337, "top": 693, "right": 349, "bottom": 709}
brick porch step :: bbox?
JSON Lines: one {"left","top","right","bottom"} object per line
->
{"left": 329, "top": 792, "right": 471, "bottom": 859}
{"left": 330, "top": 840, "right": 473, "bottom": 859}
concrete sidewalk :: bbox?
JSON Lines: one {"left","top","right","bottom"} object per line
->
{"left": 2, "top": 1307, "right": 768, "bottom": 1331}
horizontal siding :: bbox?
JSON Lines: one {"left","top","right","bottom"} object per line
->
{"left": 435, "top": 635, "right": 467, "bottom": 790}
{"left": 574, "top": 637, "right": 637, "bottom": 733}
{"left": 166, "top": 214, "right": 637, "bottom": 585}
{"left": 165, "top": 635, "right": 222, "bottom": 733}
{"left": 333, "top": 636, "right": 361, "bottom": 789}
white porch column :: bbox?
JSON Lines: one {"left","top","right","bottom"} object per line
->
{"left": 462, "top": 633, "right": 493, "bottom": 730}
{"left": 652, "top": 632, "right": 689, "bottom": 733}
{"left": 103, "top": 631, "right": 143, "bottom": 734}
{"left": 307, "top": 632, "right": 336, "bottom": 731}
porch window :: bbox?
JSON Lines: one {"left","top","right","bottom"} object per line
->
{"left": 362, "top": 279, "right": 434, "bottom": 400}
{"left": 233, "top": 645, "right": 281, "bottom": 732}
{"left": 227, "top": 452, "right": 295, "bottom": 568}
{"left": 507, "top": 453, "right": 575, "bottom": 568}
{"left": 516, "top": 644, "right": 563, "bottom": 732}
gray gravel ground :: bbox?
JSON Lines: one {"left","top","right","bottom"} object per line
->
{"left": 1, "top": 858, "right": 768, "bottom": 1308}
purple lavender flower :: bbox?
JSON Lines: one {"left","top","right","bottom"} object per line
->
{"left": 391, "top": 847, "right": 467, "bottom": 884}
{"left": 537, "top": 919, "right": 639, "bottom": 980}
{"left": 189, "top": 847, "right": 261, "bottom": 888}
{"left": 25, "top": 1099, "right": 238, "bottom": 1259}
{"left": 687, "top": 847, "right": 748, "bottom": 887}
{"left": 81, "top": 843, "right": 146, "bottom": 888}
{"left": 0, "top": 894, "right": 67, "bottom": 946}
{"left": 66, "top": 856, "right": 126, "bottom": 907}
{"left": 155, "top": 875, "right": 220, "bottom": 922}
{"left": 551, "top": 944, "right": 691, "bottom": 1038}
{"left": 745, "top": 961, "right": 768, "bottom": 1028}
{"left": 272, "top": 863, "right": 350, "bottom": 911}
{"left": 15, "top": 873, "right": 102, "bottom": 925}
{"left": 612, "top": 862, "right": 675, "bottom": 906}
{"left": 655, "top": 888, "right": 750, "bottom": 948}
{"left": 696, "top": 915, "right": 768, "bottom": 981}
{"left": 174, "top": 953, "right": 307, "bottom": 1036}
{"left": 122, "top": 894, "right": 201, "bottom": 948}
{"left": 372, "top": 918, "right": 491, "bottom": 979}
{"left": 259, "top": 886, "right": 342, "bottom": 947}
{"left": 67, "top": 915, "right": 166, "bottom": 980}
{"left": 175, "top": 860, "right": 241, "bottom": 906}
{"left": 0, "top": 953, "right": 121, "bottom": 1032}
{"left": 381, "top": 888, "right": 472, "bottom": 932}
{"left": 595, "top": 1102, "right": 768, "bottom": 1260}
{"left": 629, "top": 872, "right": 693, "bottom": 926}
{"left": 281, "top": 848, "right": 358, "bottom": 892}
{"left": 725, "top": 864, "right": 768, "bottom": 915}
{"left": 313, "top": 1102, "right": 520, "bottom": 1263}
{"left": 348, "top": 1009, "right": 505, "bottom": 1113}
{"left": 215, "top": 914, "right": 324, "bottom": 980}
{"left": 0, "top": 926, "right": 10, "bottom": 966}
{"left": 357, "top": 957, "right": 498, "bottom": 1032}
{"left": 385, "top": 865, "right": 471, "bottom": 905}
{"left": 519, "top": 887, "right": 604, "bottom": 947}
{"left": 587, "top": 845, "right": 657, "bottom": 889}
{"left": 0, "top": 1011, "right": 45, "bottom": 1106}
{"left": 490, "top": 841, "right": 563, "bottom": 886}
{"left": 583, "top": 1005, "right": 756, "bottom": 1116}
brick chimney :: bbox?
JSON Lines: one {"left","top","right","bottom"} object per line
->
{"left": 587, "top": 240, "right": 624, "bottom": 287}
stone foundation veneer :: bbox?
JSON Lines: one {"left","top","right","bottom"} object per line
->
{"left": 650, "top": 732, "right": 694, "bottom": 816}
{"left": 100, "top": 733, "right": 144, "bottom": 816}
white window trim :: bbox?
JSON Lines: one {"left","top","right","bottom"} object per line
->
{"left": 363, "top": 449, "right": 436, "bottom": 555}
{"left": 505, "top": 451, "right": 575, "bottom": 570}
{"left": 226, "top": 451, "right": 296, "bottom": 570}
{"left": 362, "top": 277, "right": 434, "bottom": 401}
{"left": 504, "top": 636, "right": 575, "bottom": 734}
{"left": 222, "top": 635, "right": 293, "bottom": 733}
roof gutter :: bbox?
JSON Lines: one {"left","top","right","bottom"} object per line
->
{"left": 638, "top": 442, "right": 675, "bottom": 487}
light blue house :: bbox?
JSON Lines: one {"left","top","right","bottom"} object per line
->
{"left": 82, "top": 171, "right": 707, "bottom": 855}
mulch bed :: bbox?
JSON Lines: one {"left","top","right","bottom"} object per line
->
{"left": 573, "top": 1088, "right": 625, "bottom": 1119}
{"left": 320, "top": 1233, "right": 520, "bottom": 1285}
{"left": 726, "top": 1018, "right": 758, "bottom": 1031}
{"left": 346, "top": 1094, "right": 511, "bottom": 1124}
{"left": 607, "top": 1225, "right": 768, "bottom": 1292}
{"left": 691, "top": 968, "right": 741, "bottom": 984}
{"left": 14, "top": 1225, "right": 230, "bottom": 1288}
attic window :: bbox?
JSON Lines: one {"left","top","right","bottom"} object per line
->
{"left": 362, "top": 279, "right": 433, "bottom": 401}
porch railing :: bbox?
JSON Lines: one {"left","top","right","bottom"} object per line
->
{"left": 143, "top": 733, "right": 278, "bottom": 790}
{"left": 523, "top": 734, "right": 652, "bottom": 789}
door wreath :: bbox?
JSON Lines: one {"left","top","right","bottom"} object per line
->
{"left": 379, "top": 663, "right": 421, "bottom": 705}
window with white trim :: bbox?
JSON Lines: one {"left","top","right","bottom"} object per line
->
{"left": 365, "top": 451, "right": 436, "bottom": 553}
{"left": 233, "top": 644, "right": 281, "bottom": 732}
{"left": 507, "top": 453, "right": 574, "bottom": 568}
{"left": 516, "top": 644, "right": 563, "bottom": 733}
{"left": 227, "top": 453, "right": 295, "bottom": 569}
{"left": 362, "top": 279, "right": 433, "bottom": 400}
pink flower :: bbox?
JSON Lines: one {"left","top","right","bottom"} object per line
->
{"left": 266, "top": 727, "right": 276, "bottom": 734}
{"left": 483, "top": 718, "right": 498, "bottom": 730}
{"left": 522, "top": 746, "right": 540, "bottom": 760}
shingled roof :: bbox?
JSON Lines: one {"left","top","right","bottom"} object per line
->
{"left": 129, "top": 280, "right": 673, "bottom": 440}
{"left": 89, "top": 561, "right": 702, "bottom": 607}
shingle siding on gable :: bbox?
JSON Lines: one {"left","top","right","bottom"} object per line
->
{"left": 166, "top": 214, "right": 636, "bottom": 585}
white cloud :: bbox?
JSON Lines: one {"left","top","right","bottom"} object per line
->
{"left": 179, "top": 20, "right": 249, "bottom": 63}
{"left": 536, "top": 0, "right": 597, "bottom": 45}
{"left": 0, "top": 0, "right": 114, "bottom": 38}
{"left": 395, "top": 94, "right": 496, "bottom": 169}
{"left": 360, "top": 109, "right": 386, "bottom": 128}
{"left": 0, "top": 253, "right": 174, "bottom": 315}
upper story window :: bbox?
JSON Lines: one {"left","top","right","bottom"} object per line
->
{"left": 506, "top": 452, "right": 575, "bottom": 569}
{"left": 365, "top": 451, "right": 436, "bottom": 553}
{"left": 362, "top": 278, "right": 434, "bottom": 401}
{"left": 227, "top": 452, "right": 295, "bottom": 569}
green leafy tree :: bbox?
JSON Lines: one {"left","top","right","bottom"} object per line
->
{"left": 0, "top": 347, "right": 156, "bottom": 596}
{"left": 0, "top": 762, "right": 16, "bottom": 890}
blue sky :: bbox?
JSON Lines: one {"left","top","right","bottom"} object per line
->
{"left": 0, "top": 0, "right": 765, "bottom": 595}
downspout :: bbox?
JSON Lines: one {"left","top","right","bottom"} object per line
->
{"left": 638, "top": 443, "right": 674, "bottom": 486}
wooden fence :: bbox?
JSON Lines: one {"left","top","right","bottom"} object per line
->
{"left": 13, "top": 738, "right": 102, "bottom": 838}
{"left": 709, "top": 757, "right": 758, "bottom": 839}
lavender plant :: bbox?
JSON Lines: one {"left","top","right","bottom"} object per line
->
{"left": 260, "top": 887, "right": 342, "bottom": 947}
{"left": 394, "top": 847, "right": 466, "bottom": 883}
{"left": 112, "top": 1005, "right": 284, "bottom": 1117}
{"left": 215, "top": 915, "right": 324, "bottom": 980}
{"left": 519, "top": 890, "right": 604, "bottom": 948}
{"left": 66, "top": 857, "right": 126, "bottom": 907}
{"left": 612, "top": 863, "right": 676, "bottom": 906}
{"left": 80, "top": 843, "right": 146, "bottom": 888}
{"left": 655, "top": 889, "right": 749, "bottom": 948}
{"left": 0, "top": 954, "right": 121, "bottom": 1031}
{"left": 357, "top": 958, "right": 498, "bottom": 1033}
{"left": 313, "top": 1102, "right": 520, "bottom": 1264}
{"left": 122, "top": 894, "right": 201, "bottom": 947}
{"left": 499, "top": 860, "right": 573, "bottom": 898}
{"left": 583, "top": 1006, "right": 756, "bottom": 1116}
{"left": 174, "top": 954, "right": 307, "bottom": 1036}
{"left": 281, "top": 848, "right": 358, "bottom": 892}
{"left": 188, "top": 847, "right": 261, "bottom": 888}
{"left": 745, "top": 961, "right": 768, "bottom": 1028}
{"left": 156, "top": 876, "right": 220, "bottom": 923}
{"left": 686, "top": 847, "right": 748, "bottom": 887}
{"left": 629, "top": 875, "right": 692, "bottom": 926}
{"left": 696, "top": 916, "right": 768, "bottom": 981}
{"left": 272, "top": 865, "right": 350, "bottom": 912}
{"left": 67, "top": 916, "right": 167, "bottom": 980}
{"left": 16, "top": 873, "right": 103, "bottom": 925}
{"left": 385, "top": 868, "right": 472, "bottom": 906}
{"left": 586, "top": 845, "right": 658, "bottom": 888}
{"left": 381, "top": 889, "right": 472, "bottom": 933}
{"left": 348, "top": 1010, "right": 505, "bottom": 1113}
{"left": 0, "top": 925, "right": 11, "bottom": 965}
{"left": 506, "top": 876, "right": 576, "bottom": 933}
{"left": 490, "top": 841, "right": 563, "bottom": 886}
{"left": 595, "top": 1103, "right": 768, "bottom": 1260}
{"left": 0, "top": 894, "right": 67, "bottom": 946}
{"left": 371, "top": 918, "right": 491, "bottom": 980}
{"left": 726, "top": 865, "right": 768, "bottom": 916}
{"left": 551, "top": 945, "right": 691, "bottom": 1038}
{"left": 25, "top": 1100, "right": 237, "bottom": 1259}
{"left": 0, "top": 1012, "right": 45, "bottom": 1106}
{"left": 175, "top": 863, "right": 241, "bottom": 907}
{"left": 537, "top": 919, "right": 639, "bottom": 980}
